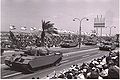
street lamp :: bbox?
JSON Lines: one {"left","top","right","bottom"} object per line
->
{"left": 73, "top": 17, "right": 89, "bottom": 48}
{"left": 81, "top": 31, "right": 86, "bottom": 43}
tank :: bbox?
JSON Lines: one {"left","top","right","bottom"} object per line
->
{"left": 60, "top": 40, "right": 78, "bottom": 48}
{"left": 99, "top": 41, "right": 116, "bottom": 50}
{"left": 83, "top": 39, "right": 97, "bottom": 45}
{"left": 4, "top": 46, "right": 63, "bottom": 73}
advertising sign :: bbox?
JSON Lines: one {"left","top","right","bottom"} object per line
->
{"left": 94, "top": 15, "right": 105, "bottom": 27}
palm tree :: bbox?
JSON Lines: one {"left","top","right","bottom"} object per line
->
{"left": 41, "top": 20, "right": 58, "bottom": 46}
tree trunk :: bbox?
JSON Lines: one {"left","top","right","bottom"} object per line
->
{"left": 41, "top": 31, "right": 45, "bottom": 46}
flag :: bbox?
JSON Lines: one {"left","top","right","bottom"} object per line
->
{"left": 9, "top": 25, "right": 16, "bottom": 30}
{"left": 21, "top": 26, "right": 27, "bottom": 30}
{"left": 30, "top": 27, "right": 36, "bottom": 31}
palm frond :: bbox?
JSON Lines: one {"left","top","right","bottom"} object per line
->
{"left": 40, "top": 20, "right": 58, "bottom": 46}
{"left": 46, "top": 27, "right": 58, "bottom": 34}
{"left": 45, "top": 21, "right": 51, "bottom": 25}
{"left": 44, "top": 23, "right": 54, "bottom": 30}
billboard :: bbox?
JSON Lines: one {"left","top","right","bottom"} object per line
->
{"left": 94, "top": 15, "right": 105, "bottom": 27}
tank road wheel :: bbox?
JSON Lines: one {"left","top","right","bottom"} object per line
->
{"left": 22, "top": 64, "right": 34, "bottom": 73}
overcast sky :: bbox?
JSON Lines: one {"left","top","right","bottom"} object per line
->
{"left": 1, "top": 0, "right": 119, "bottom": 35}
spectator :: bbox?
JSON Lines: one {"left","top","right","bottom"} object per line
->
{"left": 50, "top": 50, "right": 119, "bottom": 79}
{"left": 87, "top": 71, "right": 99, "bottom": 79}
{"left": 108, "top": 65, "right": 119, "bottom": 79}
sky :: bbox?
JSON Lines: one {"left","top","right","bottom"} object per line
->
{"left": 1, "top": 0, "right": 119, "bottom": 36}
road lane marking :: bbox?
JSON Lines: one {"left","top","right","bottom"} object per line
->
{"left": 1, "top": 47, "right": 97, "bottom": 64}
{"left": 2, "top": 48, "right": 98, "bottom": 79}
{"left": 63, "top": 50, "right": 98, "bottom": 61}
{"left": 62, "top": 52, "right": 99, "bottom": 65}
{"left": 16, "top": 51, "right": 107, "bottom": 79}
{"left": 62, "top": 52, "right": 108, "bottom": 69}
{"left": 2, "top": 61, "right": 69, "bottom": 78}
{"left": 2, "top": 51, "right": 95, "bottom": 79}
{"left": 82, "top": 55, "right": 90, "bottom": 58}
{"left": 1, "top": 48, "right": 98, "bottom": 66}
{"left": 2, "top": 72, "right": 22, "bottom": 78}
{"left": 60, "top": 60, "right": 69, "bottom": 64}
{"left": 63, "top": 48, "right": 98, "bottom": 56}
{"left": 41, "top": 53, "right": 106, "bottom": 79}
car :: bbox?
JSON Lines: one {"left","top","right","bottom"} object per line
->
{"left": 99, "top": 41, "right": 116, "bottom": 50}
{"left": 4, "top": 46, "right": 63, "bottom": 73}
{"left": 60, "top": 40, "right": 78, "bottom": 48}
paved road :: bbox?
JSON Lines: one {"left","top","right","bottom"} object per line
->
{"left": 1, "top": 45, "right": 109, "bottom": 79}
{"left": 20, "top": 50, "right": 109, "bottom": 79}
{"left": 0, "top": 45, "right": 98, "bottom": 64}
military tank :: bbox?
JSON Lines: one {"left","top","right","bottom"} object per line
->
{"left": 4, "top": 46, "right": 63, "bottom": 73}
{"left": 60, "top": 40, "right": 78, "bottom": 48}
{"left": 99, "top": 41, "right": 116, "bottom": 50}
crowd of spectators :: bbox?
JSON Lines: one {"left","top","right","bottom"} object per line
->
{"left": 49, "top": 50, "right": 119, "bottom": 79}
{"left": 1, "top": 32, "right": 78, "bottom": 49}
{"left": 46, "top": 34, "right": 78, "bottom": 47}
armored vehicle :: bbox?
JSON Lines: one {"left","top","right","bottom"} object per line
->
{"left": 99, "top": 41, "right": 116, "bottom": 50}
{"left": 60, "top": 40, "right": 78, "bottom": 48}
{"left": 83, "top": 39, "right": 97, "bottom": 45}
{"left": 4, "top": 46, "right": 63, "bottom": 73}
